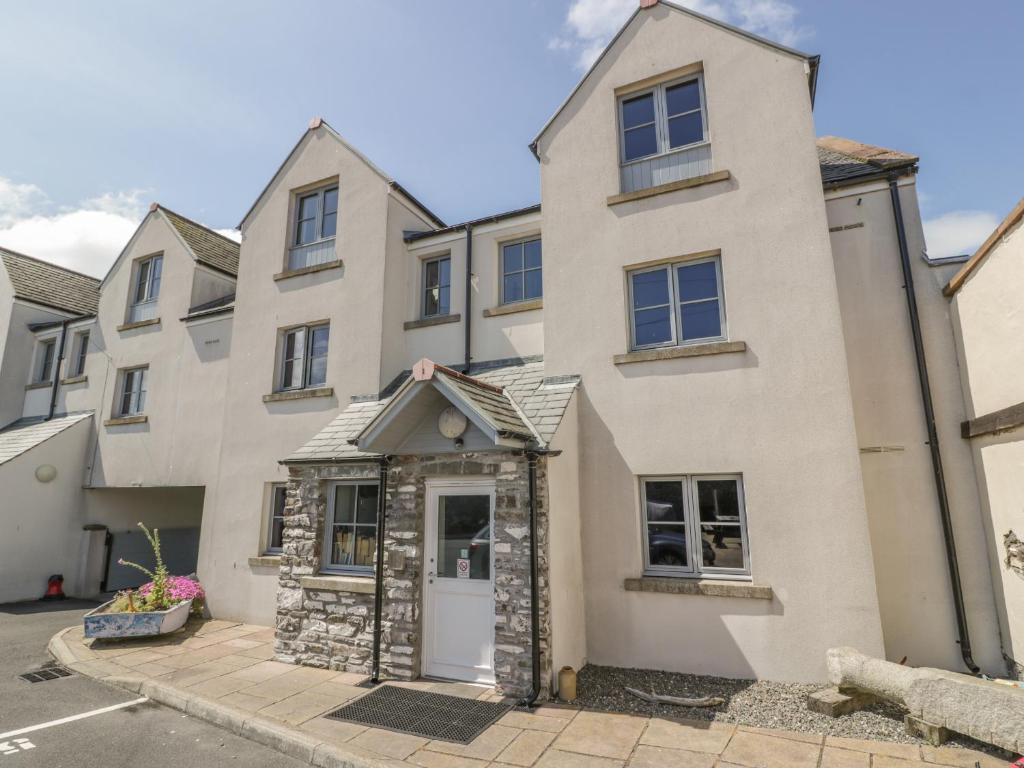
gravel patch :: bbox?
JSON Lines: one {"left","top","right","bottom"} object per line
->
{"left": 575, "top": 664, "right": 1006, "bottom": 756}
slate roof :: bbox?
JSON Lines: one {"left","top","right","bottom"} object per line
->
{"left": 817, "top": 136, "right": 918, "bottom": 187}
{"left": 285, "top": 359, "right": 580, "bottom": 463}
{"left": 0, "top": 412, "right": 92, "bottom": 465}
{"left": 0, "top": 248, "right": 100, "bottom": 316}
{"left": 432, "top": 366, "right": 535, "bottom": 441}
{"left": 159, "top": 206, "right": 240, "bottom": 277}
{"left": 181, "top": 292, "right": 236, "bottom": 321}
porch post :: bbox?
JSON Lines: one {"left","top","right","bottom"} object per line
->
{"left": 371, "top": 455, "right": 390, "bottom": 683}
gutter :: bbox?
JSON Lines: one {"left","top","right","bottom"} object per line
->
{"left": 886, "top": 174, "right": 980, "bottom": 675}
{"left": 371, "top": 455, "right": 391, "bottom": 683}
{"left": 464, "top": 225, "right": 473, "bottom": 373}
{"left": 518, "top": 451, "right": 543, "bottom": 708}
{"left": 46, "top": 319, "right": 72, "bottom": 421}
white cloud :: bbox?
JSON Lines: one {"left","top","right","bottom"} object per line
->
{"left": 0, "top": 178, "right": 151, "bottom": 278}
{"left": 922, "top": 210, "right": 1000, "bottom": 260}
{"left": 216, "top": 228, "right": 241, "bottom": 243}
{"left": 555, "top": 0, "right": 809, "bottom": 70}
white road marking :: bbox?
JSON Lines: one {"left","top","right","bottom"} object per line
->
{"left": 0, "top": 698, "right": 148, "bottom": 740}
{"left": 0, "top": 739, "right": 35, "bottom": 756}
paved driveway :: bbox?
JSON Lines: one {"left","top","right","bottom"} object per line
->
{"left": 0, "top": 599, "right": 306, "bottom": 768}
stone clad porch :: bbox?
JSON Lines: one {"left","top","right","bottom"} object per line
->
{"left": 273, "top": 358, "right": 577, "bottom": 698}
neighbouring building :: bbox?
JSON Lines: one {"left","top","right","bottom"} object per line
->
{"left": 0, "top": 0, "right": 1014, "bottom": 696}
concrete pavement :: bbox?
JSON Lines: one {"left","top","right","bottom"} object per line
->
{"left": 49, "top": 616, "right": 1014, "bottom": 768}
{"left": 0, "top": 600, "right": 307, "bottom": 768}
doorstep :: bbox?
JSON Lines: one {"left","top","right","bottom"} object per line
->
{"left": 48, "top": 622, "right": 1009, "bottom": 768}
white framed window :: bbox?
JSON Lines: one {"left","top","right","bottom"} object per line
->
{"left": 129, "top": 254, "right": 162, "bottom": 322}
{"left": 422, "top": 255, "right": 451, "bottom": 317}
{"left": 34, "top": 338, "right": 57, "bottom": 383}
{"left": 619, "top": 74, "right": 707, "bottom": 165}
{"left": 116, "top": 366, "right": 148, "bottom": 417}
{"left": 71, "top": 330, "right": 90, "bottom": 377}
{"left": 628, "top": 255, "right": 725, "bottom": 350}
{"left": 322, "top": 482, "right": 379, "bottom": 573}
{"left": 640, "top": 474, "right": 749, "bottom": 578}
{"left": 288, "top": 184, "right": 338, "bottom": 271}
{"left": 266, "top": 484, "right": 287, "bottom": 554}
{"left": 278, "top": 323, "right": 330, "bottom": 391}
{"left": 501, "top": 237, "right": 542, "bottom": 304}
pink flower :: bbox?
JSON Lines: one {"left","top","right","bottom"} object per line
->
{"left": 139, "top": 576, "right": 205, "bottom": 603}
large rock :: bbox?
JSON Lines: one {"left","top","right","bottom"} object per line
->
{"left": 826, "top": 647, "right": 1024, "bottom": 754}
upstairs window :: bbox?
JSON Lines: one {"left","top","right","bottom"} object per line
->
{"left": 423, "top": 256, "right": 451, "bottom": 317}
{"left": 128, "top": 254, "right": 162, "bottom": 323}
{"left": 323, "top": 482, "right": 379, "bottom": 573}
{"left": 279, "top": 323, "right": 330, "bottom": 390}
{"left": 71, "top": 330, "right": 89, "bottom": 377}
{"left": 641, "top": 475, "right": 749, "bottom": 578}
{"left": 117, "top": 366, "right": 148, "bottom": 417}
{"left": 628, "top": 256, "right": 725, "bottom": 350}
{"left": 35, "top": 338, "right": 56, "bottom": 383}
{"left": 289, "top": 184, "right": 338, "bottom": 271}
{"left": 619, "top": 75, "right": 707, "bottom": 164}
{"left": 501, "top": 237, "right": 542, "bottom": 304}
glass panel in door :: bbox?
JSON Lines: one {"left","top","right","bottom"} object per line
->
{"left": 436, "top": 495, "right": 490, "bottom": 580}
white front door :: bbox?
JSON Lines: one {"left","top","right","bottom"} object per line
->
{"left": 423, "top": 480, "right": 495, "bottom": 684}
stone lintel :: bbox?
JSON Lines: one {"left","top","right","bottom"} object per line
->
{"left": 248, "top": 555, "right": 282, "bottom": 568}
{"left": 606, "top": 170, "right": 731, "bottom": 206}
{"left": 300, "top": 575, "right": 376, "bottom": 594}
{"left": 403, "top": 313, "right": 461, "bottom": 331}
{"left": 273, "top": 259, "right": 343, "bottom": 282}
{"left": 613, "top": 340, "right": 746, "bottom": 365}
{"left": 116, "top": 318, "right": 161, "bottom": 332}
{"left": 103, "top": 415, "right": 148, "bottom": 427}
{"left": 624, "top": 576, "right": 772, "bottom": 600}
{"left": 483, "top": 299, "right": 543, "bottom": 318}
{"left": 263, "top": 387, "right": 334, "bottom": 403}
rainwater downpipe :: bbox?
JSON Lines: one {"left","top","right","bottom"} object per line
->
{"left": 518, "top": 452, "right": 542, "bottom": 708}
{"left": 371, "top": 455, "right": 391, "bottom": 684}
{"left": 46, "top": 319, "right": 72, "bottom": 421}
{"left": 887, "top": 174, "right": 979, "bottom": 675}
{"left": 463, "top": 225, "right": 473, "bottom": 374}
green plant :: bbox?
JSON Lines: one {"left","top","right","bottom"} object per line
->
{"left": 116, "top": 523, "right": 172, "bottom": 611}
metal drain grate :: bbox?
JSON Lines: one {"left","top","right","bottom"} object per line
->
{"left": 19, "top": 666, "right": 72, "bottom": 683}
{"left": 324, "top": 684, "right": 512, "bottom": 744}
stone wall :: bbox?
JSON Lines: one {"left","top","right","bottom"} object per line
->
{"left": 274, "top": 452, "right": 551, "bottom": 698}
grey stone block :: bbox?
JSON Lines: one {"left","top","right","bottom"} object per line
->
{"left": 806, "top": 687, "right": 878, "bottom": 717}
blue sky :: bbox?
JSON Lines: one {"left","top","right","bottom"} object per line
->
{"left": 0, "top": 0, "right": 1020, "bottom": 276}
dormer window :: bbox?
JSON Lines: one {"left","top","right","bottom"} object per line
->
{"left": 618, "top": 73, "right": 710, "bottom": 194}
{"left": 128, "top": 254, "right": 162, "bottom": 323}
{"left": 288, "top": 184, "right": 338, "bottom": 271}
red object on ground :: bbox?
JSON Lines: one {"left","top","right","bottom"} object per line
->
{"left": 41, "top": 574, "right": 66, "bottom": 600}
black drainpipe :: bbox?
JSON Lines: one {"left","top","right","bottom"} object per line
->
{"left": 518, "top": 452, "right": 542, "bottom": 708}
{"left": 371, "top": 455, "right": 391, "bottom": 684}
{"left": 46, "top": 319, "right": 72, "bottom": 421}
{"left": 463, "top": 225, "right": 473, "bottom": 373}
{"left": 887, "top": 174, "right": 979, "bottom": 675}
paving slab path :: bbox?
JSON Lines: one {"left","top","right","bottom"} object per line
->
{"left": 50, "top": 618, "right": 1013, "bottom": 768}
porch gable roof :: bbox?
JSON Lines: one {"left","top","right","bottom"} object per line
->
{"left": 283, "top": 359, "right": 579, "bottom": 464}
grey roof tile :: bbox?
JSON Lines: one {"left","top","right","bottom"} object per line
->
{"left": 159, "top": 207, "right": 240, "bottom": 276}
{"left": 816, "top": 137, "right": 918, "bottom": 187}
{"left": 0, "top": 249, "right": 100, "bottom": 316}
{"left": 0, "top": 412, "right": 92, "bottom": 465}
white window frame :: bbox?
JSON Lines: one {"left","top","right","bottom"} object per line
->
{"left": 627, "top": 255, "right": 726, "bottom": 351}
{"left": 34, "top": 337, "right": 57, "bottom": 383}
{"left": 640, "top": 474, "right": 750, "bottom": 580}
{"left": 422, "top": 254, "right": 451, "bottom": 318}
{"left": 618, "top": 73, "right": 708, "bottom": 167}
{"left": 277, "top": 323, "right": 330, "bottom": 391}
{"left": 500, "top": 236, "right": 543, "bottom": 305}
{"left": 265, "top": 484, "right": 288, "bottom": 554}
{"left": 129, "top": 254, "right": 162, "bottom": 320}
{"left": 321, "top": 480, "right": 379, "bottom": 574}
{"left": 71, "top": 330, "right": 90, "bottom": 377}
{"left": 291, "top": 184, "right": 338, "bottom": 249}
{"left": 116, "top": 366, "right": 148, "bottom": 417}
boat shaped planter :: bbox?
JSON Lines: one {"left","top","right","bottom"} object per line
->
{"left": 83, "top": 598, "right": 192, "bottom": 639}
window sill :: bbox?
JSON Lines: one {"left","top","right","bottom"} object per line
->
{"left": 263, "top": 386, "right": 334, "bottom": 403}
{"left": 625, "top": 576, "right": 772, "bottom": 600}
{"left": 607, "top": 170, "right": 731, "bottom": 206}
{"left": 61, "top": 375, "right": 88, "bottom": 385}
{"left": 301, "top": 574, "right": 376, "bottom": 594}
{"left": 248, "top": 555, "right": 282, "bottom": 568}
{"left": 483, "top": 299, "right": 543, "bottom": 318}
{"left": 117, "top": 318, "right": 161, "bottom": 332}
{"left": 404, "top": 313, "right": 461, "bottom": 331}
{"left": 104, "top": 415, "right": 148, "bottom": 427}
{"left": 24, "top": 381, "right": 53, "bottom": 391}
{"left": 273, "top": 258, "right": 343, "bottom": 282}
{"left": 614, "top": 340, "right": 746, "bottom": 365}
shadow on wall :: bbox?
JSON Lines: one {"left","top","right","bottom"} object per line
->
{"left": 575, "top": 387, "right": 779, "bottom": 681}
{"left": 187, "top": 322, "right": 232, "bottom": 364}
